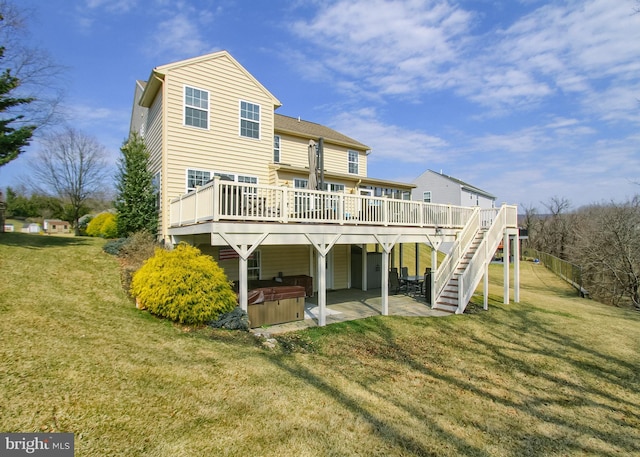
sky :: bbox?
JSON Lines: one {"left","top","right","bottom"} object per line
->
{"left": 1, "top": 0, "right": 639, "bottom": 212}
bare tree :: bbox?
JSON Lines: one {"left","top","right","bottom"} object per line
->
{"left": 571, "top": 198, "right": 640, "bottom": 309}
{"left": 31, "top": 128, "right": 110, "bottom": 234}
{"left": 0, "top": 1, "right": 65, "bottom": 132}
{"left": 537, "top": 196, "right": 574, "bottom": 259}
{"left": 519, "top": 203, "right": 540, "bottom": 251}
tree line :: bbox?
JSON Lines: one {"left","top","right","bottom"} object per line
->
{"left": 522, "top": 196, "right": 640, "bottom": 310}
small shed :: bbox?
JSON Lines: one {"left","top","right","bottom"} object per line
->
{"left": 44, "top": 219, "right": 71, "bottom": 234}
{"left": 23, "top": 223, "right": 42, "bottom": 234}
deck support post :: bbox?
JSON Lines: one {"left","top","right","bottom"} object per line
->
{"left": 513, "top": 230, "right": 520, "bottom": 303}
{"left": 503, "top": 230, "right": 510, "bottom": 304}
{"left": 239, "top": 253, "right": 248, "bottom": 311}
{"left": 483, "top": 262, "right": 489, "bottom": 310}
{"left": 374, "top": 234, "right": 400, "bottom": 316}
{"left": 317, "top": 250, "right": 327, "bottom": 326}
{"left": 361, "top": 244, "right": 368, "bottom": 291}
{"left": 306, "top": 234, "right": 341, "bottom": 327}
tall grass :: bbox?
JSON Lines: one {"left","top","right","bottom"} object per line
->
{"left": 1, "top": 232, "right": 639, "bottom": 456}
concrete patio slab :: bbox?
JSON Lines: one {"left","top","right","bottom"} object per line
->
{"left": 251, "top": 288, "right": 452, "bottom": 335}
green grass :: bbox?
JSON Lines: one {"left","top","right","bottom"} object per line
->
{"left": 1, "top": 232, "right": 639, "bottom": 456}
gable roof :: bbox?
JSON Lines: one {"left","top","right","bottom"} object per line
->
{"left": 138, "top": 50, "right": 281, "bottom": 109}
{"left": 275, "top": 114, "right": 370, "bottom": 151}
{"left": 422, "top": 169, "right": 496, "bottom": 200}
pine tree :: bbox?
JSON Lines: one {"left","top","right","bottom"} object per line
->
{"left": 115, "top": 133, "right": 158, "bottom": 237}
{"left": 0, "top": 42, "right": 36, "bottom": 166}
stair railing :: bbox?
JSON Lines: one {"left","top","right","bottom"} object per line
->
{"left": 456, "top": 205, "right": 511, "bottom": 313}
{"left": 434, "top": 207, "right": 480, "bottom": 301}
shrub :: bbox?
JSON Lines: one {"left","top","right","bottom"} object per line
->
{"left": 117, "top": 231, "right": 157, "bottom": 265}
{"left": 107, "top": 231, "right": 158, "bottom": 293}
{"left": 103, "top": 238, "right": 127, "bottom": 256}
{"left": 86, "top": 212, "right": 117, "bottom": 238}
{"left": 130, "top": 243, "right": 237, "bottom": 325}
{"left": 209, "top": 306, "right": 249, "bottom": 331}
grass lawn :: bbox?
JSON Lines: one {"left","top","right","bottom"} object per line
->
{"left": 1, "top": 232, "right": 639, "bottom": 456}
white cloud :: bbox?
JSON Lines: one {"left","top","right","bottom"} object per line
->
{"left": 291, "top": 0, "right": 640, "bottom": 118}
{"left": 291, "top": 0, "right": 472, "bottom": 96}
{"left": 330, "top": 109, "right": 449, "bottom": 166}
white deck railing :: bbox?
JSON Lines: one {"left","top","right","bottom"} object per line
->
{"left": 169, "top": 177, "right": 479, "bottom": 229}
{"left": 456, "top": 205, "right": 516, "bottom": 313}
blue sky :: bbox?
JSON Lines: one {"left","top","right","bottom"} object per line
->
{"left": 2, "top": 0, "right": 639, "bottom": 211}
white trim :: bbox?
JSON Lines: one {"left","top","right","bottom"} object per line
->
{"left": 273, "top": 134, "right": 281, "bottom": 163}
{"left": 183, "top": 85, "right": 209, "bottom": 129}
{"left": 348, "top": 149, "right": 359, "bottom": 174}
{"left": 186, "top": 168, "right": 212, "bottom": 193}
{"left": 239, "top": 99, "right": 261, "bottom": 140}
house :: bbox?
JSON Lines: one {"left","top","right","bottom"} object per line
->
{"left": 413, "top": 169, "right": 496, "bottom": 209}
{"left": 129, "top": 51, "right": 520, "bottom": 326}
{"left": 43, "top": 219, "right": 71, "bottom": 234}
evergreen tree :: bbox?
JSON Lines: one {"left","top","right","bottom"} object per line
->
{"left": 0, "top": 41, "right": 36, "bottom": 166}
{"left": 115, "top": 133, "right": 158, "bottom": 237}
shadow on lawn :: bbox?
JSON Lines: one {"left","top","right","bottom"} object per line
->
{"left": 0, "top": 232, "right": 93, "bottom": 249}
{"left": 262, "top": 306, "right": 640, "bottom": 457}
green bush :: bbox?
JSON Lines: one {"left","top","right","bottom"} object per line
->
{"left": 103, "top": 238, "right": 127, "bottom": 256}
{"left": 130, "top": 243, "right": 237, "bottom": 325}
{"left": 86, "top": 212, "right": 117, "bottom": 238}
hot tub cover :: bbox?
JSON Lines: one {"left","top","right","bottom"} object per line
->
{"left": 247, "top": 285, "right": 306, "bottom": 305}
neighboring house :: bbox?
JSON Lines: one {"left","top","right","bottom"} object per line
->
{"left": 129, "top": 50, "right": 520, "bottom": 325}
{"left": 44, "top": 219, "right": 71, "bottom": 234}
{"left": 413, "top": 169, "right": 496, "bottom": 209}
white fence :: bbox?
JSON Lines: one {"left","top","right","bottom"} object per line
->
{"left": 170, "top": 178, "right": 478, "bottom": 229}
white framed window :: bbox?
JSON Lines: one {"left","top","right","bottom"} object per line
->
{"left": 273, "top": 135, "right": 281, "bottom": 163}
{"left": 423, "top": 191, "right": 432, "bottom": 203}
{"left": 348, "top": 150, "right": 359, "bottom": 174}
{"left": 294, "top": 178, "right": 309, "bottom": 189}
{"left": 247, "top": 250, "right": 261, "bottom": 280}
{"left": 184, "top": 86, "right": 209, "bottom": 129}
{"left": 240, "top": 100, "right": 260, "bottom": 139}
{"left": 187, "top": 169, "right": 211, "bottom": 192}
{"left": 322, "top": 182, "right": 345, "bottom": 192}
{"left": 152, "top": 172, "right": 161, "bottom": 209}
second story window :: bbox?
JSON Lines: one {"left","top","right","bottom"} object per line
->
{"left": 348, "top": 150, "right": 359, "bottom": 174}
{"left": 184, "top": 86, "right": 209, "bottom": 129}
{"left": 240, "top": 101, "right": 260, "bottom": 139}
{"left": 273, "top": 135, "right": 281, "bottom": 163}
{"left": 423, "top": 191, "right": 432, "bottom": 203}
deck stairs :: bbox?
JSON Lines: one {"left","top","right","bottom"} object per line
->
{"left": 435, "top": 230, "right": 486, "bottom": 313}
{"left": 433, "top": 205, "right": 512, "bottom": 314}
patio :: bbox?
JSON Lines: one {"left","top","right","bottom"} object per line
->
{"left": 251, "top": 288, "right": 453, "bottom": 334}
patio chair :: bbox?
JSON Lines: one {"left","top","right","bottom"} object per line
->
{"left": 389, "top": 269, "right": 407, "bottom": 294}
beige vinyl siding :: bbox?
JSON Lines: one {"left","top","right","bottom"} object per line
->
{"left": 278, "top": 133, "right": 367, "bottom": 177}
{"left": 161, "top": 54, "right": 276, "bottom": 210}
{"left": 331, "top": 245, "right": 349, "bottom": 289}
{"left": 260, "top": 245, "right": 310, "bottom": 279}
{"left": 143, "top": 91, "right": 164, "bottom": 235}
{"left": 146, "top": 92, "right": 163, "bottom": 175}
{"left": 209, "top": 245, "right": 310, "bottom": 282}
